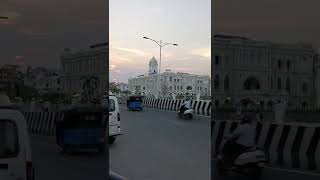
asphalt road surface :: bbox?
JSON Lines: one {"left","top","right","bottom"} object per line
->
{"left": 109, "top": 106, "right": 211, "bottom": 180}
{"left": 31, "top": 135, "right": 108, "bottom": 180}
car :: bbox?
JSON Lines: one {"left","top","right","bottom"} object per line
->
{"left": 108, "top": 95, "right": 122, "bottom": 144}
{"left": 0, "top": 94, "right": 35, "bottom": 180}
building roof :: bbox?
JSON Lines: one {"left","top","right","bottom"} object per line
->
{"left": 149, "top": 56, "right": 158, "bottom": 65}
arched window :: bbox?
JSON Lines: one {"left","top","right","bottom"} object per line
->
{"left": 214, "top": 74, "right": 220, "bottom": 90}
{"left": 286, "top": 78, "right": 290, "bottom": 92}
{"left": 186, "top": 86, "right": 192, "bottom": 90}
{"left": 224, "top": 76, "right": 229, "bottom": 90}
{"left": 302, "top": 82, "right": 308, "bottom": 94}
{"left": 243, "top": 77, "right": 260, "bottom": 90}
{"left": 277, "top": 78, "right": 282, "bottom": 90}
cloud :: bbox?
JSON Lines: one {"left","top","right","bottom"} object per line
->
{"left": 114, "top": 47, "right": 149, "bottom": 57}
{"left": 190, "top": 47, "right": 211, "bottom": 59}
{"left": 16, "top": 26, "right": 49, "bottom": 39}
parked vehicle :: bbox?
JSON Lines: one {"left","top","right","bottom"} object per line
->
{"left": 0, "top": 94, "right": 35, "bottom": 180}
{"left": 108, "top": 95, "right": 122, "bottom": 144}
{"left": 109, "top": 171, "right": 128, "bottom": 180}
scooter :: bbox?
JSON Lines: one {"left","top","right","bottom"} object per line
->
{"left": 216, "top": 139, "right": 268, "bottom": 180}
{"left": 177, "top": 108, "right": 194, "bottom": 119}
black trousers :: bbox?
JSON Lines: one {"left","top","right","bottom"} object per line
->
{"left": 222, "top": 140, "right": 249, "bottom": 165}
{"left": 180, "top": 106, "right": 187, "bottom": 113}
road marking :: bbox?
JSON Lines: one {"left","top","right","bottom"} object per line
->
{"left": 167, "top": 120, "right": 180, "bottom": 126}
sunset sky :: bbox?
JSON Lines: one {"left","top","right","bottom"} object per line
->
{"left": 110, "top": 0, "right": 211, "bottom": 83}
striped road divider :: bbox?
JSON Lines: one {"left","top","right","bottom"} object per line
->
{"left": 211, "top": 120, "right": 320, "bottom": 172}
{"left": 143, "top": 98, "right": 211, "bottom": 116}
{"left": 23, "top": 112, "right": 63, "bottom": 136}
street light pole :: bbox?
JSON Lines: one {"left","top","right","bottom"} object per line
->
{"left": 143, "top": 36, "right": 177, "bottom": 74}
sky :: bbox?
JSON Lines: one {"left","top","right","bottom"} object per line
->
{"left": 214, "top": 0, "right": 320, "bottom": 48}
{"left": 110, "top": 0, "right": 211, "bottom": 83}
{"left": 0, "top": 0, "right": 108, "bottom": 70}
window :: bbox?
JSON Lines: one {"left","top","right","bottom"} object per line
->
{"left": 187, "top": 86, "right": 192, "bottom": 90}
{"left": 108, "top": 99, "right": 115, "bottom": 111}
{"left": 0, "top": 120, "right": 19, "bottom": 158}
{"left": 287, "top": 61, "right": 290, "bottom": 71}
{"left": 286, "top": 78, "right": 290, "bottom": 92}
{"left": 277, "top": 78, "right": 282, "bottom": 90}
{"left": 302, "top": 82, "right": 308, "bottom": 94}
{"left": 270, "top": 78, "right": 273, "bottom": 89}
{"left": 214, "top": 74, "right": 220, "bottom": 89}
{"left": 278, "top": 60, "right": 282, "bottom": 70}
{"left": 224, "top": 76, "right": 229, "bottom": 90}
{"left": 170, "top": 77, "right": 172, "bottom": 81}
{"left": 215, "top": 55, "right": 219, "bottom": 65}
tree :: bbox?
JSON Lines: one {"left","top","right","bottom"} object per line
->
{"left": 80, "top": 75, "right": 100, "bottom": 104}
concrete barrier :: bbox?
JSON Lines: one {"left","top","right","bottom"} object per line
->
{"left": 143, "top": 98, "right": 211, "bottom": 116}
{"left": 23, "top": 112, "right": 62, "bottom": 136}
{"left": 211, "top": 120, "right": 320, "bottom": 172}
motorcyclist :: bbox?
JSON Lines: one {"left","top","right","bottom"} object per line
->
{"left": 180, "top": 98, "right": 191, "bottom": 114}
{"left": 222, "top": 115, "right": 256, "bottom": 166}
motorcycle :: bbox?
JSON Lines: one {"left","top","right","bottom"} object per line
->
{"left": 177, "top": 108, "right": 194, "bottom": 119}
{"left": 216, "top": 138, "right": 268, "bottom": 180}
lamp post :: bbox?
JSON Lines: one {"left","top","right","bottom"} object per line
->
{"left": 143, "top": 36, "right": 177, "bottom": 74}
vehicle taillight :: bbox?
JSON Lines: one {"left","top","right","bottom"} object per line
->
{"left": 117, "top": 113, "right": 120, "bottom": 122}
{"left": 26, "top": 161, "right": 34, "bottom": 180}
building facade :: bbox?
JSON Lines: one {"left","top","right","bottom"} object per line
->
{"left": 128, "top": 57, "right": 211, "bottom": 98}
{"left": 212, "top": 34, "right": 320, "bottom": 108}
{"left": 60, "top": 43, "right": 108, "bottom": 95}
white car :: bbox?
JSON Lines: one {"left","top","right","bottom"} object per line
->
{"left": 107, "top": 95, "right": 122, "bottom": 144}
{"left": 0, "top": 95, "right": 34, "bottom": 180}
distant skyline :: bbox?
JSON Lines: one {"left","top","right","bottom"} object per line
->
{"left": 110, "top": 0, "right": 211, "bottom": 83}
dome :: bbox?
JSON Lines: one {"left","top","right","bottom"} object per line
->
{"left": 149, "top": 56, "right": 158, "bottom": 65}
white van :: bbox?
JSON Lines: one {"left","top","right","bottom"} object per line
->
{"left": 0, "top": 95, "right": 34, "bottom": 180}
{"left": 108, "top": 95, "right": 122, "bottom": 144}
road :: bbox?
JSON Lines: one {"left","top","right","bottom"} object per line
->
{"left": 31, "top": 135, "right": 108, "bottom": 180}
{"left": 29, "top": 105, "right": 320, "bottom": 180}
{"left": 109, "top": 106, "right": 211, "bottom": 180}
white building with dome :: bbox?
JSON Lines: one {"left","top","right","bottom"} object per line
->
{"left": 128, "top": 57, "right": 211, "bottom": 98}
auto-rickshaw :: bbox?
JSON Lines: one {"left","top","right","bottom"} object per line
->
{"left": 126, "top": 95, "right": 144, "bottom": 111}
{"left": 56, "top": 105, "right": 107, "bottom": 154}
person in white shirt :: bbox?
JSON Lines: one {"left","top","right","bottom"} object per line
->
{"left": 180, "top": 99, "right": 191, "bottom": 113}
{"left": 222, "top": 115, "right": 257, "bottom": 166}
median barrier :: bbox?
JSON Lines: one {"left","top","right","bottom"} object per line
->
{"left": 143, "top": 98, "right": 211, "bottom": 116}
{"left": 23, "top": 112, "right": 62, "bottom": 136}
{"left": 211, "top": 120, "right": 320, "bottom": 172}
